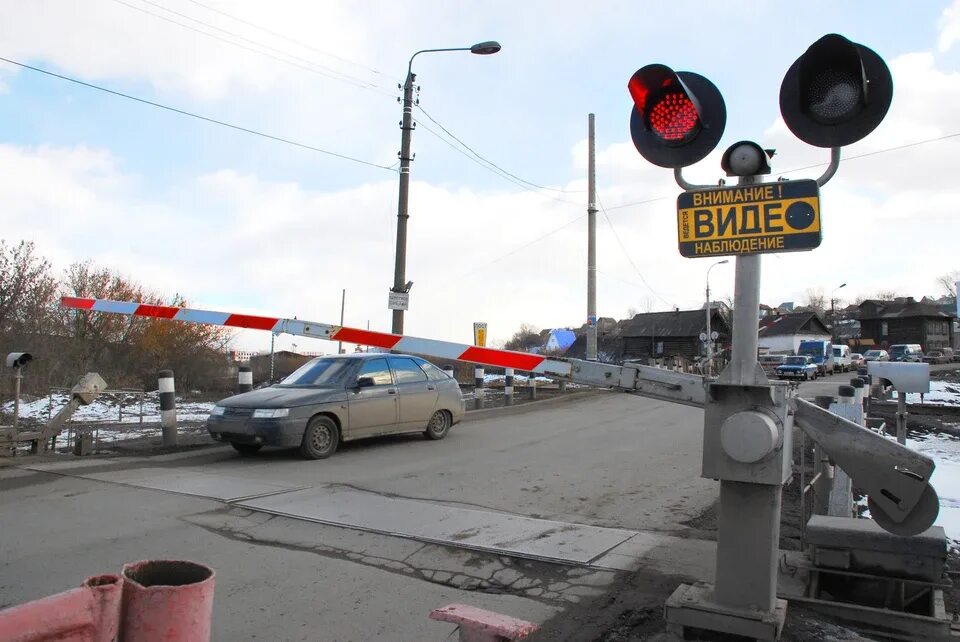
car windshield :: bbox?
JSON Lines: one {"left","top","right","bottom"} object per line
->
{"left": 865, "top": 350, "right": 881, "bottom": 357}
{"left": 832, "top": 348, "right": 842, "bottom": 356}
{"left": 278, "top": 357, "right": 353, "bottom": 387}
{"left": 890, "top": 346, "right": 907, "bottom": 356}
{"left": 784, "top": 356, "right": 807, "bottom": 365}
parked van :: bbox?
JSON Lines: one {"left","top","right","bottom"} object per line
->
{"left": 798, "top": 339, "right": 834, "bottom": 376}
{"left": 832, "top": 345, "right": 851, "bottom": 373}
{"left": 889, "top": 344, "right": 923, "bottom": 362}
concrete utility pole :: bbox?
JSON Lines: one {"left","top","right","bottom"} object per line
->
{"left": 391, "top": 42, "right": 501, "bottom": 335}
{"left": 339, "top": 288, "right": 346, "bottom": 354}
{"left": 586, "top": 114, "right": 598, "bottom": 361}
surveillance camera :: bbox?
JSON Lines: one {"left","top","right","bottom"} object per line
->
{"left": 6, "top": 352, "right": 33, "bottom": 368}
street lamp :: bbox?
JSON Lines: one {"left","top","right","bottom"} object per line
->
{"left": 830, "top": 282, "right": 847, "bottom": 341}
{"left": 390, "top": 41, "right": 502, "bottom": 335}
{"left": 705, "top": 259, "right": 729, "bottom": 376}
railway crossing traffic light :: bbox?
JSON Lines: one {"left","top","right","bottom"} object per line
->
{"left": 627, "top": 64, "right": 726, "bottom": 168}
{"left": 780, "top": 33, "right": 894, "bottom": 148}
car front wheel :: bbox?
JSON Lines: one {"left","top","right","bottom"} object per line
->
{"left": 300, "top": 416, "right": 339, "bottom": 460}
{"left": 424, "top": 410, "right": 451, "bottom": 440}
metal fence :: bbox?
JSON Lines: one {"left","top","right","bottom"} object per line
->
{"left": 46, "top": 387, "right": 146, "bottom": 453}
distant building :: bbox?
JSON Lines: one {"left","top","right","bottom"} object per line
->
{"left": 229, "top": 350, "right": 258, "bottom": 363}
{"left": 857, "top": 298, "right": 956, "bottom": 351}
{"left": 620, "top": 309, "right": 730, "bottom": 361}
{"left": 757, "top": 312, "right": 830, "bottom": 355}
{"left": 544, "top": 329, "right": 577, "bottom": 353}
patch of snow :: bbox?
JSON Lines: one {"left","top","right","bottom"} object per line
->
{"left": 892, "top": 381, "right": 960, "bottom": 406}
{"left": 2, "top": 391, "right": 215, "bottom": 426}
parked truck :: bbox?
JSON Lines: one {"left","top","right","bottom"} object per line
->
{"left": 798, "top": 339, "right": 834, "bottom": 376}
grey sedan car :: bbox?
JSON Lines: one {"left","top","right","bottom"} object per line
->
{"left": 207, "top": 353, "right": 465, "bottom": 459}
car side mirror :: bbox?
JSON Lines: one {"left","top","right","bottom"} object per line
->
{"left": 356, "top": 376, "right": 375, "bottom": 388}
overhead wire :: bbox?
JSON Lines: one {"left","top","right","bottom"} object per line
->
{"left": 596, "top": 193, "right": 671, "bottom": 306}
{"left": 430, "top": 212, "right": 588, "bottom": 294}
{"left": 776, "top": 131, "right": 960, "bottom": 176}
{"left": 0, "top": 56, "right": 398, "bottom": 171}
{"left": 416, "top": 103, "right": 585, "bottom": 194}
{"left": 415, "top": 119, "right": 582, "bottom": 205}
{"left": 111, "top": 0, "right": 386, "bottom": 93}
{"left": 180, "top": 0, "right": 387, "bottom": 78}
{"left": 602, "top": 131, "right": 960, "bottom": 211}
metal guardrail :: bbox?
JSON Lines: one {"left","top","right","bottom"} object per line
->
{"left": 47, "top": 387, "right": 146, "bottom": 425}
{"left": 45, "top": 387, "right": 146, "bottom": 454}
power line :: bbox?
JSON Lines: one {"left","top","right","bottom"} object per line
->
{"left": 604, "top": 131, "right": 960, "bottom": 211}
{"left": 431, "top": 213, "right": 587, "bottom": 293}
{"left": 415, "top": 119, "right": 581, "bottom": 205}
{"left": 416, "top": 103, "right": 585, "bottom": 194}
{"left": 112, "top": 0, "right": 381, "bottom": 92}
{"left": 596, "top": 194, "right": 671, "bottom": 306}
{"left": 0, "top": 56, "right": 397, "bottom": 171}
{"left": 181, "top": 0, "right": 387, "bottom": 79}
{"left": 777, "top": 131, "right": 960, "bottom": 176}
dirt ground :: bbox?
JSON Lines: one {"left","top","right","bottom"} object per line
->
{"left": 532, "top": 408, "right": 960, "bottom": 641}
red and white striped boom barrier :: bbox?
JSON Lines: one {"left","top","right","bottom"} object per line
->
{"left": 60, "top": 297, "right": 707, "bottom": 407}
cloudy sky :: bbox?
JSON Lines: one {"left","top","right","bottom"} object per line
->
{"left": 1, "top": 0, "right": 958, "bottom": 352}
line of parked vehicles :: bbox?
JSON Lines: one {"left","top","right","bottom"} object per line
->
{"left": 760, "top": 341, "right": 959, "bottom": 382}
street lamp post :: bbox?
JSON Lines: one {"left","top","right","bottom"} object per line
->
{"left": 830, "top": 282, "right": 847, "bottom": 342}
{"left": 705, "top": 259, "right": 729, "bottom": 376}
{"left": 391, "top": 41, "right": 501, "bottom": 335}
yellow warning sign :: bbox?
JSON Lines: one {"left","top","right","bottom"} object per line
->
{"left": 473, "top": 322, "right": 487, "bottom": 347}
{"left": 676, "top": 179, "right": 821, "bottom": 258}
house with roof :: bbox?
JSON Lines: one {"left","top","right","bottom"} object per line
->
{"left": 858, "top": 298, "right": 956, "bottom": 351}
{"left": 757, "top": 312, "right": 830, "bottom": 355}
{"left": 544, "top": 328, "right": 577, "bottom": 353}
{"left": 620, "top": 309, "right": 729, "bottom": 361}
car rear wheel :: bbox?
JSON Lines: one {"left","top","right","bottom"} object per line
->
{"left": 424, "top": 410, "right": 451, "bottom": 440}
{"left": 231, "top": 443, "right": 262, "bottom": 455}
{"left": 300, "top": 416, "right": 339, "bottom": 460}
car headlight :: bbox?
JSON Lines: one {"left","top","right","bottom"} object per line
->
{"left": 210, "top": 406, "right": 226, "bottom": 416}
{"left": 252, "top": 408, "right": 290, "bottom": 419}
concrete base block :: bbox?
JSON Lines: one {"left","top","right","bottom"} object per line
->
{"left": 664, "top": 582, "right": 787, "bottom": 641}
{"left": 74, "top": 433, "right": 93, "bottom": 456}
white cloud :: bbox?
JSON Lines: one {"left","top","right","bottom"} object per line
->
{"left": 939, "top": 0, "right": 960, "bottom": 52}
{"left": 2, "top": 3, "right": 959, "bottom": 354}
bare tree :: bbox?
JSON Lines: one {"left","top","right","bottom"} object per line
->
{"left": 505, "top": 323, "right": 542, "bottom": 352}
{"left": 936, "top": 271, "right": 959, "bottom": 297}
{"left": 804, "top": 288, "right": 826, "bottom": 313}
{"left": 626, "top": 306, "right": 639, "bottom": 319}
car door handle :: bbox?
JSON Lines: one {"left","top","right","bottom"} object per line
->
{"left": 387, "top": 388, "right": 397, "bottom": 394}
{"left": 427, "top": 385, "right": 436, "bottom": 390}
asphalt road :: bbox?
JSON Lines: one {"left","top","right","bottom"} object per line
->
{"left": 0, "top": 391, "right": 716, "bottom": 641}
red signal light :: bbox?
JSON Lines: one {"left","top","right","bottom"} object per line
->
{"left": 627, "top": 64, "right": 726, "bottom": 169}
{"left": 648, "top": 92, "right": 700, "bottom": 142}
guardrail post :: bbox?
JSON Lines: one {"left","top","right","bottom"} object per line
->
{"left": 528, "top": 372, "right": 537, "bottom": 400}
{"left": 158, "top": 370, "right": 177, "bottom": 447}
{"left": 238, "top": 365, "right": 253, "bottom": 394}
{"left": 504, "top": 368, "right": 514, "bottom": 406}
{"left": 474, "top": 367, "right": 484, "bottom": 410}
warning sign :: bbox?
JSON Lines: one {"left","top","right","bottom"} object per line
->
{"left": 676, "top": 179, "right": 821, "bottom": 258}
{"left": 473, "top": 322, "right": 487, "bottom": 347}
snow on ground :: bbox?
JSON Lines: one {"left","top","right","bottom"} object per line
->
{"left": 892, "top": 380, "right": 960, "bottom": 406}
{"left": 906, "top": 431, "right": 960, "bottom": 541}
{"left": 2, "top": 391, "right": 215, "bottom": 445}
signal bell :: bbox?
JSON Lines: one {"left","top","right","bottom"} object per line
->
{"left": 628, "top": 64, "right": 726, "bottom": 168}
{"left": 780, "top": 34, "right": 893, "bottom": 148}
